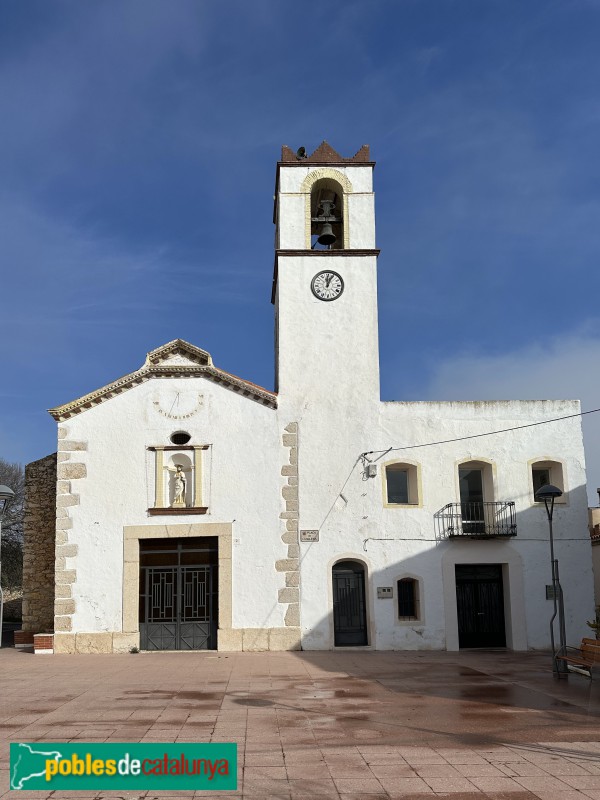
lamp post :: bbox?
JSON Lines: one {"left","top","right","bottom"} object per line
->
{"left": 535, "top": 483, "right": 567, "bottom": 676}
{"left": 0, "top": 485, "right": 15, "bottom": 649}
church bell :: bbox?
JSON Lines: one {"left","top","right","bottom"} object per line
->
{"left": 317, "top": 222, "right": 336, "bottom": 246}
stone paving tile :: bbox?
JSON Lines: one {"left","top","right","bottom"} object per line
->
{"left": 531, "top": 793, "right": 592, "bottom": 800}
{"left": 1, "top": 649, "right": 600, "bottom": 798}
{"left": 287, "top": 785, "right": 340, "bottom": 797}
{"left": 287, "top": 765, "right": 333, "bottom": 780}
{"left": 332, "top": 777, "right": 385, "bottom": 793}
{"left": 414, "top": 764, "right": 464, "bottom": 778}
{"left": 515, "top": 774, "right": 582, "bottom": 792}
{"left": 378, "top": 775, "right": 432, "bottom": 794}
{"left": 367, "top": 765, "right": 416, "bottom": 779}
{"left": 497, "top": 761, "right": 551, "bottom": 777}
{"left": 562, "top": 775, "right": 600, "bottom": 789}
{"left": 469, "top": 775, "right": 532, "bottom": 792}
{"left": 454, "top": 763, "right": 507, "bottom": 777}
{"left": 364, "top": 753, "right": 411, "bottom": 765}
{"left": 243, "top": 765, "right": 288, "bottom": 780}
{"left": 244, "top": 752, "right": 286, "bottom": 767}
{"left": 543, "top": 761, "right": 597, "bottom": 776}
{"left": 425, "top": 776, "right": 480, "bottom": 792}
{"left": 567, "top": 760, "right": 600, "bottom": 772}
{"left": 338, "top": 794, "right": 389, "bottom": 800}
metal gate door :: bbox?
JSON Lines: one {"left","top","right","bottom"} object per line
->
{"left": 455, "top": 564, "right": 506, "bottom": 648}
{"left": 139, "top": 538, "right": 217, "bottom": 651}
{"left": 333, "top": 561, "right": 368, "bottom": 646}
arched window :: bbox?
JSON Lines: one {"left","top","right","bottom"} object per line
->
{"left": 457, "top": 459, "right": 495, "bottom": 535}
{"left": 310, "top": 179, "right": 344, "bottom": 250}
{"left": 384, "top": 462, "right": 420, "bottom": 506}
{"left": 531, "top": 459, "right": 565, "bottom": 503}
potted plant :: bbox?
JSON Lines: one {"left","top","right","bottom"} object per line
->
{"left": 586, "top": 606, "right": 600, "bottom": 639}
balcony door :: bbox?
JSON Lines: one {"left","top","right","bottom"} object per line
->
{"left": 459, "top": 467, "right": 485, "bottom": 534}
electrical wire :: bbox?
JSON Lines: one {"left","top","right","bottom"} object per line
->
{"left": 316, "top": 406, "right": 600, "bottom": 536}
{"left": 362, "top": 406, "right": 600, "bottom": 458}
{"left": 362, "top": 537, "right": 591, "bottom": 544}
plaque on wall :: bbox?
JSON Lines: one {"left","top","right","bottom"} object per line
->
{"left": 300, "top": 530, "right": 319, "bottom": 542}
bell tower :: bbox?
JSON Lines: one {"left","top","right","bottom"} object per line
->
{"left": 272, "top": 142, "right": 381, "bottom": 409}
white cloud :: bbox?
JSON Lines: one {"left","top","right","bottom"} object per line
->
{"left": 422, "top": 327, "right": 600, "bottom": 505}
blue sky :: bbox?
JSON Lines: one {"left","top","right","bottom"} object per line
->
{"left": 2, "top": 0, "right": 600, "bottom": 500}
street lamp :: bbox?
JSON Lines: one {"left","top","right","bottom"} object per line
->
{"left": 0, "top": 484, "right": 15, "bottom": 650}
{"left": 535, "top": 483, "right": 567, "bottom": 676}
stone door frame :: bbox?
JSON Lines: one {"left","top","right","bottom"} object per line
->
{"left": 123, "top": 522, "right": 232, "bottom": 648}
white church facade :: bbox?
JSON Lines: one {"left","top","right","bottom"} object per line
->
{"left": 22, "top": 142, "right": 595, "bottom": 653}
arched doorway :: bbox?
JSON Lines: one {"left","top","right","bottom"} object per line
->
{"left": 332, "top": 560, "right": 368, "bottom": 646}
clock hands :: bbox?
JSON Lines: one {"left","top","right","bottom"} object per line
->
{"left": 311, "top": 270, "right": 344, "bottom": 301}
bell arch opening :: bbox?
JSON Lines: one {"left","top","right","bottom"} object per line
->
{"left": 310, "top": 178, "right": 346, "bottom": 250}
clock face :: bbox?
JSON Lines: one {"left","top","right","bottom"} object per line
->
{"left": 311, "top": 270, "right": 344, "bottom": 302}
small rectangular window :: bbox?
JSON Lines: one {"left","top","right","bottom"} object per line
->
{"left": 398, "top": 579, "right": 417, "bottom": 619}
{"left": 533, "top": 468, "right": 550, "bottom": 498}
{"left": 386, "top": 468, "right": 409, "bottom": 504}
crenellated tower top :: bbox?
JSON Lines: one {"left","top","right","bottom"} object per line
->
{"left": 279, "top": 141, "right": 373, "bottom": 165}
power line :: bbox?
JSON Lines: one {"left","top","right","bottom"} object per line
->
{"left": 317, "top": 406, "right": 600, "bottom": 535}
{"left": 363, "top": 406, "right": 600, "bottom": 457}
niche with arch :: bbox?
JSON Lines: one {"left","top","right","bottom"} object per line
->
{"left": 147, "top": 443, "right": 210, "bottom": 515}
{"left": 396, "top": 575, "right": 423, "bottom": 623}
{"left": 310, "top": 178, "right": 346, "bottom": 250}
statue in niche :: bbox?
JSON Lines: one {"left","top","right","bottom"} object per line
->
{"left": 166, "top": 463, "right": 191, "bottom": 507}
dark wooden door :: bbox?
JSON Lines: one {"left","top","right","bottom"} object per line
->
{"left": 333, "top": 562, "right": 368, "bottom": 646}
{"left": 455, "top": 564, "right": 506, "bottom": 648}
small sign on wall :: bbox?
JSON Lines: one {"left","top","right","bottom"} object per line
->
{"left": 377, "top": 586, "right": 393, "bottom": 599}
{"left": 300, "top": 530, "right": 319, "bottom": 542}
{"left": 546, "top": 584, "right": 558, "bottom": 599}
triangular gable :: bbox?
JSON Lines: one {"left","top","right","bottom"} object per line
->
{"left": 49, "top": 339, "right": 276, "bottom": 420}
{"left": 144, "top": 339, "right": 212, "bottom": 367}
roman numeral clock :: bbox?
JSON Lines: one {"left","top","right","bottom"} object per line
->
{"left": 311, "top": 270, "right": 344, "bottom": 302}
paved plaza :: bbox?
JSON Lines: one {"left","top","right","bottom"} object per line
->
{"left": 1, "top": 647, "right": 599, "bottom": 799}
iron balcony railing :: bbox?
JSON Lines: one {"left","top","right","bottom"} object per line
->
{"left": 434, "top": 501, "right": 517, "bottom": 539}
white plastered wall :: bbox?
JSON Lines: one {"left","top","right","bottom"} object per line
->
{"left": 60, "top": 377, "right": 285, "bottom": 634}
{"left": 277, "top": 165, "right": 375, "bottom": 250}
{"left": 293, "top": 399, "right": 594, "bottom": 650}
{"left": 274, "top": 160, "right": 595, "bottom": 652}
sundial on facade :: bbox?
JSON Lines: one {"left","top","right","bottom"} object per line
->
{"left": 153, "top": 389, "right": 204, "bottom": 420}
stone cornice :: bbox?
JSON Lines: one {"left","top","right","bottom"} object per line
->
{"left": 276, "top": 249, "right": 380, "bottom": 257}
{"left": 49, "top": 340, "right": 277, "bottom": 420}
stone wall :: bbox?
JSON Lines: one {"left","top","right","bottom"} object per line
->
{"left": 22, "top": 453, "right": 57, "bottom": 632}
